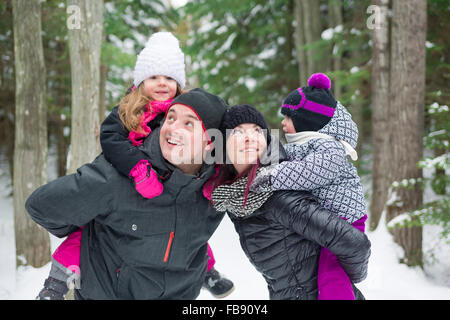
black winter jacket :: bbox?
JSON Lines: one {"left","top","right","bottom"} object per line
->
{"left": 26, "top": 127, "right": 224, "bottom": 300}
{"left": 229, "top": 190, "right": 371, "bottom": 300}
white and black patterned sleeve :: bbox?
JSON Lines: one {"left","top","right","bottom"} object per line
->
{"left": 271, "top": 140, "right": 347, "bottom": 191}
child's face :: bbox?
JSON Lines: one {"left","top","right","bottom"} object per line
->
{"left": 281, "top": 115, "right": 296, "bottom": 134}
{"left": 143, "top": 75, "right": 177, "bottom": 101}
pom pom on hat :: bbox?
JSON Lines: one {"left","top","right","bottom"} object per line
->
{"left": 307, "top": 73, "right": 331, "bottom": 90}
{"left": 133, "top": 32, "right": 186, "bottom": 89}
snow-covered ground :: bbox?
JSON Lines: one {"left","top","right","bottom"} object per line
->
{"left": 0, "top": 152, "right": 449, "bottom": 300}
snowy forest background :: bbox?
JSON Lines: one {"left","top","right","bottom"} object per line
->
{"left": 0, "top": 0, "right": 449, "bottom": 299}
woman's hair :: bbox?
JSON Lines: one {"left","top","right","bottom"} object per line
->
{"left": 118, "top": 82, "right": 183, "bottom": 133}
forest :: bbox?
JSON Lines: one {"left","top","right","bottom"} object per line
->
{"left": 0, "top": 0, "right": 448, "bottom": 285}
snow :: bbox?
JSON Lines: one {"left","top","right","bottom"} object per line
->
{"left": 0, "top": 153, "right": 449, "bottom": 300}
{"left": 321, "top": 25, "right": 343, "bottom": 40}
{"left": 350, "top": 66, "right": 360, "bottom": 74}
{"left": 215, "top": 33, "right": 237, "bottom": 56}
{"left": 321, "top": 28, "right": 335, "bottom": 41}
{"left": 166, "top": 0, "right": 188, "bottom": 9}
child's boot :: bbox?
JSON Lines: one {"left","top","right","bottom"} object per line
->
{"left": 36, "top": 277, "right": 68, "bottom": 300}
{"left": 202, "top": 267, "right": 235, "bottom": 299}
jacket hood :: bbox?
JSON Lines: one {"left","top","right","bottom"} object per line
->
{"left": 318, "top": 101, "right": 359, "bottom": 149}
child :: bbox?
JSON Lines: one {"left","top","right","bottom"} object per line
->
{"left": 37, "top": 32, "right": 233, "bottom": 300}
{"left": 251, "top": 73, "right": 368, "bottom": 300}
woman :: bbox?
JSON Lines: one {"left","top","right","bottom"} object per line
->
{"left": 210, "top": 104, "right": 371, "bottom": 300}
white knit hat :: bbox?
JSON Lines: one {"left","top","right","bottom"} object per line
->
{"left": 133, "top": 32, "right": 186, "bottom": 89}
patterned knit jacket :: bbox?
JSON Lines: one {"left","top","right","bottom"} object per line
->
{"left": 265, "top": 102, "right": 366, "bottom": 224}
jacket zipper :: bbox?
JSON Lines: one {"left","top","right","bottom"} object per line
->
{"left": 163, "top": 231, "right": 174, "bottom": 263}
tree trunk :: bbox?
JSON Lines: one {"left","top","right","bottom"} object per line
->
{"left": 99, "top": 26, "right": 108, "bottom": 123}
{"left": 12, "top": 0, "right": 50, "bottom": 268}
{"left": 56, "top": 115, "right": 68, "bottom": 177}
{"left": 370, "top": 0, "right": 390, "bottom": 231}
{"left": 99, "top": 64, "right": 108, "bottom": 123}
{"left": 1, "top": 2, "right": 15, "bottom": 181}
{"left": 56, "top": 85, "right": 69, "bottom": 178}
{"left": 67, "top": 0, "right": 103, "bottom": 174}
{"left": 386, "top": 0, "right": 427, "bottom": 267}
{"left": 328, "top": 0, "right": 343, "bottom": 99}
{"left": 300, "top": 0, "right": 323, "bottom": 75}
{"left": 293, "top": 0, "right": 308, "bottom": 85}
{"left": 351, "top": 98, "right": 364, "bottom": 172}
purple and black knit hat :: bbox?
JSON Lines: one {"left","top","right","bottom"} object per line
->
{"left": 281, "top": 73, "right": 337, "bottom": 132}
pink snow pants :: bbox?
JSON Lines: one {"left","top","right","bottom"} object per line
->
{"left": 52, "top": 228, "right": 216, "bottom": 274}
{"left": 317, "top": 214, "right": 367, "bottom": 300}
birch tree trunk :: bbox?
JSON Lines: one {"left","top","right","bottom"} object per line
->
{"left": 370, "top": 0, "right": 390, "bottom": 231}
{"left": 12, "top": 0, "right": 50, "bottom": 267}
{"left": 67, "top": 0, "right": 103, "bottom": 174}
{"left": 386, "top": 0, "right": 427, "bottom": 266}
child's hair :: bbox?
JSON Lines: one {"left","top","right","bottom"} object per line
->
{"left": 118, "top": 83, "right": 183, "bottom": 133}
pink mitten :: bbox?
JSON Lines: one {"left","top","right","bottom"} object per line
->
{"left": 129, "top": 160, "right": 163, "bottom": 199}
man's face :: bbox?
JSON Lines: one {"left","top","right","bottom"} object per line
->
{"left": 159, "top": 104, "right": 210, "bottom": 172}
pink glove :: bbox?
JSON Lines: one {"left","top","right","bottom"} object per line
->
{"left": 129, "top": 160, "right": 163, "bottom": 199}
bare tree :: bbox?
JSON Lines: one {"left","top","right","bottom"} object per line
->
{"left": 370, "top": 0, "right": 390, "bottom": 231}
{"left": 386, "top": 0, "right": 427, "bottom": 266}
{"left": 67, "top": 0, "right": 103, "bottom": 174}
{"left": 12, "top": 0, "right": 50, "bottom": 267}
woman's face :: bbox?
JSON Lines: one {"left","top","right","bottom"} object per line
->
{"left": 226, "top": 123, "right": 267, "bottom": 174}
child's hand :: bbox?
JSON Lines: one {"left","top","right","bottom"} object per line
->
{"left": 129, "top": 160, "right": 163, "bottom": 199}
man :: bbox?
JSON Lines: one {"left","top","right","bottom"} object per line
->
{"left": 26, "top": 88, "right": 227, "bottom": 299}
